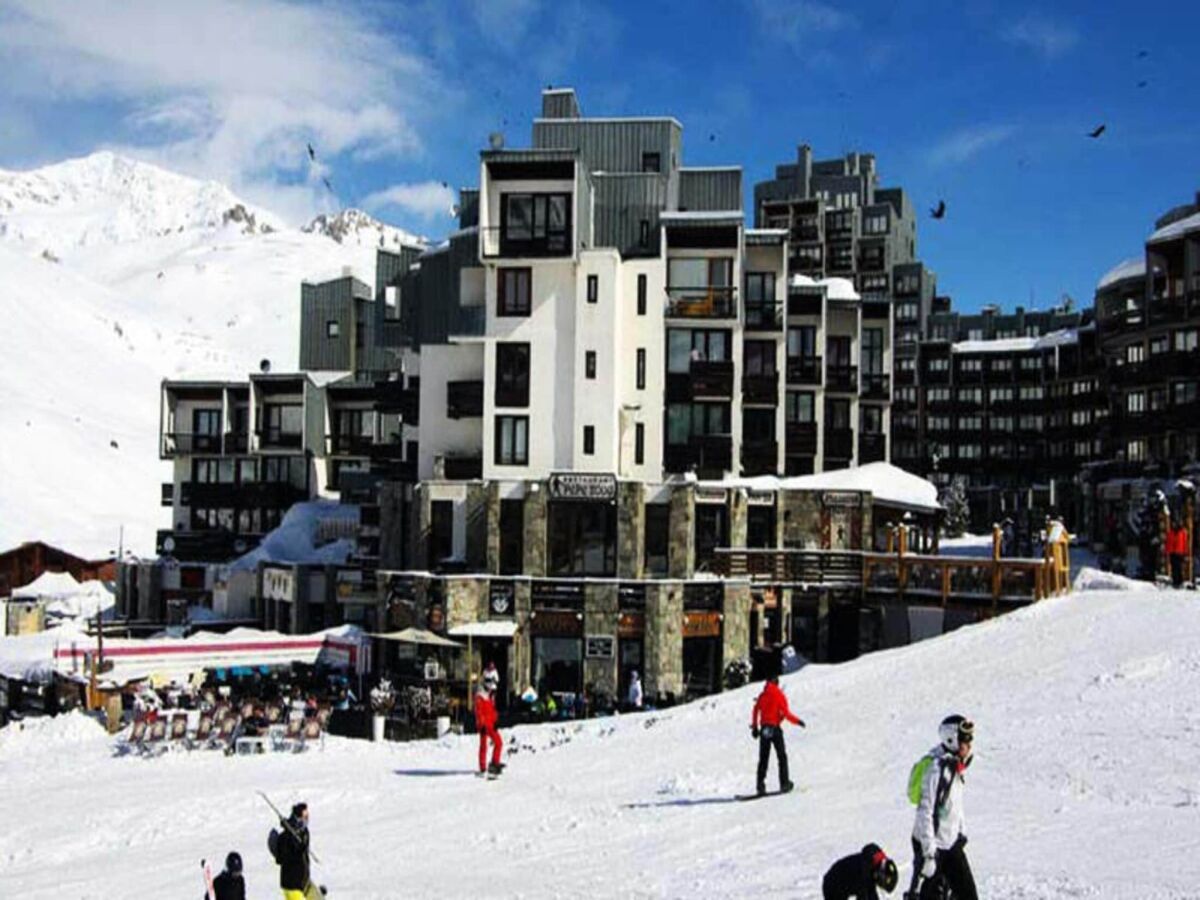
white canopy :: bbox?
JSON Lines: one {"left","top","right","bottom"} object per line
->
{"left": 11, "top": 571, "right": 82, "bottom": 599}
{"left": 448, "top": 621, "right": 518, "bottom": 639}
{"left": 373, "top": 627, "right": 463, "bottom": 649}
{"left": 706, "top": 462, "right": 940, "bottom": 513}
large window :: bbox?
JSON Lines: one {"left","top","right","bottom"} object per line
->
{"left": 668, "top": 257, "right": 733, "bottom": 290}
{"left": 494, "top": 415, "right": 529, "bottom": 465}
{"left": 826, "top": 398, "right": 851, "bottom": 430}
{"left": 827, "top": 336, "right": 852, "bottom": 368}
{"left": 637, "top": 274, "right": 647, "bottom": 315}
{"left": 548, "top": 502, "right": 616, "bottom": 576}
{"left": 429, "top": 500, "right": 454, "bottom": 569}
{"left": 744, "top": 340, "right": 777, "bottom": 376}
{"left": 636, "top": 349, "right": 646, "bottom": 389}
{"left": 532, "top": 637, "right": 582, "bottom": 696}
{"left": 787, "top": 326, "right": 817, "bottom": 358}
{"left": 644, "top": 504, "right": 670, "bottom": 575}
{"left": 501, "top": 193, "right": 570, "bottom": 254}
{"left": 862, "top": 328, "right": 884, "bottom": 375}
{"left": 666, "top": 403, "right": 729, "bottom": 444}
{"left": 745, "top": 272, "right": 775, "bottom": 305}
{"left": 743, "top": 408, "right": 776, "bottom": 442}
{"left": 495, "top": 343, "right": 530, "bottom": 407}
{"left": 635, "top": 422, "right": 645, "bottom": 465}
{"left": 498, "top": 268, "right": 532, "bottom": 316}
{"left": 861, "top": 406, "right": 883, "bottom": 434}
{"left": 499, "top": 499, "right": 524, "bottom": 575}
{"left": 695, "top": 504, "right": 729, "bottom": 570}
{"left": 667, "top": 329, "right": 730, "bottom": 372}
{"left": 786, "top": 392, "right": 815, "bottom": 423}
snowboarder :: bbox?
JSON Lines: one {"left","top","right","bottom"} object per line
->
{"left": 271, "top": 802, "right": 319, "bottom": 900}
{"left": 627, "top": 670, "right": 644, "bottom": 710}
{"left": 750, "top": 674, "right": 805, "bottom": 795}
{"left": 474, "top": 672, "right": 504, "bottom": 776}
{"left": 822, "top": 843, "right": 898, "bottom": 899}
{"left": 211, "top": 852, "right": 246, "bottom": 900}
{"left": 908, "top": 715, "right": 978, "bottom": 900}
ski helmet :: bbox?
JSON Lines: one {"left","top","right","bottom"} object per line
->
{"left": 225, "top": 852, "right": 243, "bottom": 875}
{"left": 874, "top": 857, "right": 898, "bottom": 893}
{"left": 939, "top": 714, "right": 974, "bottom": 752}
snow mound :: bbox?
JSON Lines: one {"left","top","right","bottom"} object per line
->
{"left": 1073, "top": 566, "right": 1149, "bottom": 592}
{"left": 229, "top": 501, "right": 359, "bottom": 571}
{"left": 0, "top": 711, "right": 110, "bottom": 754}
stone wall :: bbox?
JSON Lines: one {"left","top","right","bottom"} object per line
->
{"left": 465, "top": 484, "right": 489, "bottom": 571}
{"left": 729, "top": 488, "right": 748, "bottom": 548}
{"left": 378, "top": 481, "right": 408, "bottom": 570}
{"left": 780, "top": 490, "right": 824, "bottom": 548}
{"left": 583, "top": 583, "right": 619, "bottom": 698}
{"left": 645, "top": 582, "right": 683, "bottom": 699}
{"left": 617, "top": 480, "right": 645, "bottom": 579}
{"left": 668, "top": 485, "right": 695, "bottom": 578}
{"left": 485, "top": 483, "right": 503, "bottom": 574}
{"left": 722, "top": 581, "right": 752, "bottom": 668}
{"left": 523, "top": 486, "right": 548, "bottom": 576}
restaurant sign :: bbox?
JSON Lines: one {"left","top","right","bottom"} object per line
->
{"left": 547, "top": 472, "right": 617, "bottom": 502}
{"left": 585, "top": 635, "right": 615, "bottom": 659}
{"left": 682, "top": 611, "right": 722, "bottom": 638}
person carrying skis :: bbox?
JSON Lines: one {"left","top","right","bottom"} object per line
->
{"left": 750, "top": 674, "right": 805, "bottom": 795}
{"left": 908, "top": 715, "right": 978, "bottom": 900}
{"left": 474, "top": 668, "right": 504, "bottom": 776}
{"left": 211, "top": 852, "right": 245, "bottom": 900}
{"left": 822, "top": 843, "right": 898, "bottom": 899}
{"left": 272, "top": 802, "right": 317, "bottom": 900}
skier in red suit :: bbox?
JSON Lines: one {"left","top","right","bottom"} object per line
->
{"left": 475, "top": 665, "right": 504, "bottom": 776}
{"left": 750, "top": 675, "right": 805, "bottom": 795}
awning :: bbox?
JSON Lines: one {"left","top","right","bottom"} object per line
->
{"left": 372, "top": 628, "right": 463, "bottom": 649}
{"left": 447, "top": 621, "right": 518, "bottom": 639}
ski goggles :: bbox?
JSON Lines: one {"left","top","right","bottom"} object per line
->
{"left": 958, "top": 720, "right": 975, "bottom": 744}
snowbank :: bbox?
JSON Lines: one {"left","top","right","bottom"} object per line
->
{"left": 228, "top": 501, "right": 359, "bottom": 571}
{"left": 1073, "top": 566, "right": 1149, "bottom": 592}
{"left": 0, "top": 711, "right": 110, "bottom": 755}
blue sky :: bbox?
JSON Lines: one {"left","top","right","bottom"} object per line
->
{"left": 1, "top": 0, "right": 1197, "bottom": 312}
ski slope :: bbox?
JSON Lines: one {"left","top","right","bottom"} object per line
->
{"left": 1, "top": 585, "right": 1198, "bottom": 898}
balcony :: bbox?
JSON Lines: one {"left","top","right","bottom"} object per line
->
{"left": 786, "top": 421, "right": 818, "bottom": 455}
{"left": 256, "top": 428, "right": 303, "bottom": 451}
{"left": 481, "top": 225, "right": 571, "bottom": 259}
{"left": 824, "top": 429, "right": 854, "bottom": 461}
{"left": 744, "top": 302, "right": 783, "bottom": 330}
{"left": 791, "top": 223, "right": 821, "bottom": 242}
{"left": 443, "top": 455, "right": 483, "bottom": 480}
{"left": 860, "top": 372, "right": 890, "bottom": 399}
{"left": 156, "top": 530, "right": 264, "bottom": 563}
{"left": 741, "top": 440, "right": 779, "bottom": 476}
{"left": 892, "top": 420, "right": 918, "bottom": 440}
{"left": 787, "top": 293, "right": 823, "bottom": 317}
{"left": 162, "top": 432, "right": 222, "bottom": 456}
{"left": 786, "top": 356, "right": 822, "bottom": 386}
{"left": 447, "top": 380, "right": 484, "bottom": 419}
{"left": 669, "top": 361, "right": 734, "bottom": 402}
{"left": 664, "top": 435, "right": 732, "bottom": 476}
{"left": 858, "top": 433, "right": 886, "bottom": 463}
{"left": 788, "top": 253, "right": 823, "bottom": 275}
{"left": 181, "top": 481, "right": 307, "bottom": 509}
{"left": 223, "top": 431, "right": 249, "bottom": 453}
{"left": 326, "top": 433, "right": 375, "bottom": 456}
{"left": 374, "top": 380, "right": 419, "bottom": 424}
{"left": 825, "top": 364, "right": 858, "bottom": 393}
{"left": 742, "top": 372, "right": 779, "bottom": 405}
{"left": 665, "top": 286, "right": 737, "bottom": 319}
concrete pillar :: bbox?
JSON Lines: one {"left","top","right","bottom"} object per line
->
{"left": 722, "top": 581, "right": 752, "bottom": 668}
{"left": 617, "top": 480, "right": 646, "bottom": 580}
{"left": 583, "top": 583, "right": 619, "bottom": 698}
{"left": 485, "top": 483, "right": 503, "bottom": 575}
{"left": 645, "top": 582, "right": 684, "bottom": 700}
{"left": 668, "top": 484, "right": 695, "bottom": 578}
{"left": 523, "top": 484, "right": 548, "bottom": 577}
{"left": 378, "top": 481, "right": 408, "bottom": 570}
{"left": 729, "top": 488, "right": 749, "bottom": 548}
{"left": 513, "top": 581, "right": 533, "bottom": 693}
{"left": 412, "top": 486, "right": 430, "bottom": 571}
{"left": 465, "top": 484, "right": 489, "bottom": 572}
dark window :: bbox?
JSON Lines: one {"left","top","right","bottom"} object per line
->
{"left": 639, "top": 219, "right": 650, "bottom": 248}
{"left": 861, "top": 405, "right": 883, "bottom": 434}
{"left": 548, "top": 501, "right": 616, "bottom": 576}
{"left": 666, "top": 402, "right": 730, "bottom": 444}
{"left": 744, "top": 340, "right": 777, "bottom": 376}
{"left": 637, "top": 274, "right": 647, "bottom": 316}
{"left": 583, "top": 425, "right": 595, "bottom": 455}
{"left": 495, "top": 343, "right": 530, "bottom": 407}
{"left": 694, "top": 504, "right": 729, "bottom": 569}
{"left": 498, "top": 267, "right": 532, "bottom": 316}
{"left": 787, "top": 326, "right": 817, "bottom": 358}
{"left": 641, "top": 152, "right": 661, "bottom": 173}
{"left": 635, "top": 422, "right": 645, "bottom": 465}
{"left": 355, "top": 321, "right": 366, "bottom": 351}
{"left": 747, "top": 505, "right": 776, "bottom": 549}
{"left": 745, "top": 272, "right": 775, "bottom": 304}
{"left": 501, "top": 193, "right": 570, "bottom": 254}
{"left": 326, "top": 320, "right": 339, "bottom": 338}
{"left": 743, "top": 408, "right": 776, "bottom": 442}
{"left": 585, "top": 351, "right": 596, "bottom": 380}
{"left": 636, "top": 349, "right": 646, "bottom": 389}
{"left": 827, "top": 336, "right": 852, "bottom": 367}
{"left": 406, "top": 439, "right": 418, "bottom": 462}
{"left": 587, "top": 274, "right": 598, "bottom": 304}
{"left": 494, "top": 415, "right": 529, "bottom": 465}
{"left": 862, "top": 328, "right": 884, "bottom": 375}
{"left": 429, "top": 500, "right": 454, "bottom": 569}
{"left": 499, "top": 499, "right": 524, "bottom": 575}
{"left": 826, "top": 398, "right": 851, "bottom": 430}
{"left": 644, "top": 505, "right": 669, "bottom": 575}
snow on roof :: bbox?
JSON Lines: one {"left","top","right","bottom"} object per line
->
{"left": 678, "top": 166, "right": 742, "bottom": 173}
{"left": 1148, "top": 210, "right": 1200, "bottom": 244}
{"left": 952, "top": 329, "right": 1078, "bottom": 354}
{"left": 11, "top": 571, "right": 82, "bottom": 599}
{"left": 227, "top": 501, "right": 359, "bottom": 572}
{"left": 705, "top": 462, "right": 939, "bottom": 512}
{"left": 658, "top": 211, "right": 743, "bottom": 221}
{"left": 0, "top": 623, "right": 90, "bottom": 682}
{"left": 787, "top": 274, "right": 860, "bottom": 301}
{"left": 1097, "top": 257, "right": 1146, "bottom": 290}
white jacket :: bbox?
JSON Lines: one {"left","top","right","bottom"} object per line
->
{"left": 628, "top": 678, "right": 643, "bottom": 708}
{"left": 912, "top": 745, "right": 967, "bottom": 858}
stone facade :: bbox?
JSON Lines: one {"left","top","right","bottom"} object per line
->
{"left": 616, "top": 480, "right": 645, "bottom": 580}
{"left": 729, "top": 488, "right": 749, "bottom": 548}
{"left": 378, "top": 481, "right": 408, "bottom": 570}
{"left": 583, "top": 583, "right": 619, "bottom": 698}
{"left": 668, "top": 485, "right": 695, "bottom": 578}
{"left": 523, "top": 486, "right": 548, "bottom": 576}
{"left": 644, "top": 582, "right": 684, "bottom": 698}
{"left": 781, "top": 491, "right": 824, "bottom": 548}
{"left": 465, "top": 483, "right": 489, "bottom": 571}
{"left": 721, "top": 581, "right": 753, "bottom": 668}
{"left": 484, "top": 482, "right": 503, "bottom": 575}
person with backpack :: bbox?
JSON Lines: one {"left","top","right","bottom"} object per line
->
{"left": 270, "top": 802, "right": 318, "bottom": 899}
{"left": 211, "top": 852, "right": 245, "bottom": 900}
{"left": 822, "top": 843, "right": 898, "bottom": 899}
{"left": 474, "top": 669, "right": 504, "bottom": 776}
{"left": 907, "top": 715, "right": 978, "bottom": 900}
{"left": 750, "top": 674, "right": 805, "bottom": 796}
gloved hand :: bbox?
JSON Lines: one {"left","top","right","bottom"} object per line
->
{"left": 796, "top": 718, "right": 806, "bottom": 728}
{"left": 921, "top": 856, "right": 937, "bottom": 879}
{"left": 750, "top": 726, "right": 760, "bottom": 739}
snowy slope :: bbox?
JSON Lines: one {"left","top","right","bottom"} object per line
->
{"left": 0, "top": 153, "right": 423, "bottom": 557}
{"left": 1, "top": 588, "right": 1198, "bottom": 898}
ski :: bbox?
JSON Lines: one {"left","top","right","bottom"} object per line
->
{"left": 201, "top": 858, "right": 215, "bottom": 900}
{"left": 258, "top": 791, "right": 322, "bottom": 864}
{"left": 736, "top": 786, "right": 804, "bottom": 800}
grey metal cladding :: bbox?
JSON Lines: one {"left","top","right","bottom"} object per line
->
{"left": 401, "top": 232, "right": 484, "bottom": 349}
{"left": 593, "top": 173, "right": 667, "bottom": 257}
{"left": 541, "top": 89, "right": 582, "bottom": 120}
{"left": 458, "top": 189, "right": 480, "bottom": 229}
{"left": 374, "top": 247, "right": 417, "bottom": 304}
{"left": 679, "top": 168, "right": 742, "bottom": 212}
{"left": 532, "top": 119, "right": 680, "bottom": 175}
{"left": 300, "top": 279, "right": 352, "bottom": 371}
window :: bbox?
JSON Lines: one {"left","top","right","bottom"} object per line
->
{"left": 927, "top": 415, "right": 951, "bottom": 431}
{"left": 667, "top": 328, "right": 730, "bottom": 372}
{"left": 991, "top": 358, "right": 1012, "bottom": 372}
{"left": 1125, "top": 343, "right": 1145, "bottom": 364}
{"left": 1019, "top": 356, "right": 1042, "bottom": 370}
{"left": 927, "top": 387, "right": 951, "bottom": 403}
{"left": 1172, "top": 381, "right": 1198, "bottom": 406}
{"left": 1127, "top": 439, "right": 1147, "bottom": 462}
{"left": 326, "top": 320, "right": 340, "bottom": 338}
{"left": 644, "top": 505, "right": 669, "bottom": 575}
{"left": 960, "top": 358, "right": 982, "bottom": 372}
{"left": 495, "top": 343, "right": 530, "bottom": 407}
{"left": 743, "top": 408, "right": 776, "bottom": 442}
{"left": 636, "top": 349, "right": 646, "bottom": 389}
{"left": 666, "top": 402, "right": 730, "bottom": 444}
{"left": 585, "top": 350, "right": 596, "bottom": 380}
{"left": 587, "top": 274, "right": 598, "bottom": 304}
{"left": 549, "top": 502, "right": 616, "bottom": 576}
{"left": 1019, "top": 414, "right": 1044, "bottom": 430}
{"left": 1150, "top": 334, "right": 1169, "bottom": 355}
{"left": 745, "top": 272, "right": 776, "bottom": 308}
{"left": 787, "top": 326, "right": 817, "bottom": 359}
{"left": 498, "top": 267, "right": 532, "bottom": 316}
{"left": 499, "top": 499, "right": 524, "bottom": 575}
{"left": 744, "top": 340, "right": 777, "bottom": 376}
{"left": 639, "top": 220, "right": 650, "bottom": 249}
{"left": 967, "top": 328, "right": 984, "bottom": 341}
{"left": 863, "top": 213, "right": 888, "bottom": 235}
{"left": 1127, "top": 391, "right": 1146, "bottom": 414}
{"left": 928, "top": 358, "right": 950, "bottom": 372}
{"left": 958, "top": 444, "right": 982, "bottom": 460}
{"left": 429, "top": 501, "right": 453, "bottom": 569}
{"left": 635, "top": 423, "right": 645, "bottom": 465}
{"left": 896, "top": 302, "right": 919, "bottom": 321}
{"left": 786, "top": 392, "right": 815, "bottom": 423}
{"left": 637, "top": 274, "right": 647, "bottom": 316}
{"left": 956, "top": 387, "right": 982, "bottom": 403}
{"left": 862, "top": 328, "right": 884, "bottom": 375}
{"left": 1018, "top": 385, "right": 1044, "bottom": 401}
{"left": 957, "top": 416, "right": 982, "bottom": 431}
{"left": 1175, "top": 329, "right": 1199, "bottom": 352}
{"left": 502, "top": 192, "right": 570, "bottom": 253}
{"left": 641, "top": 152, "right": 661, "bottom": 173}
{"left": 583, "top": 425, "right": 595, "bottom": 455}
{"left": 495, "top": 416, "right": 529, "bottom": 465}
{"left": 898, "top": 358, "right": 917, "bottom": 373}
{"left": 825, "top": 398, "right": 851, "bottom": 431}
{"left": 991, "top": 416, "right": 1013, "bottom": 432}
{"left": 895, "top": 386, "right": 917, "bottom": 404}
{"left": 990, "top": 387, "right": 1014, "bottom": 402}
{"left": 861, "top": 406, "right": 883, "bottom": 434}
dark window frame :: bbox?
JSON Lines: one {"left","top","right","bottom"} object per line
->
{"left": 636, "top": 348, "right": 646, "bottom": 389}
{"left": 587, "top": 273, "right": 599, "bottom": 304}
{"left": 641, "top": 152, "right": 661, "bottom": 173}
{"left": 637, "top": 274, "right": 647, "bottom": 316}
{"left": 497, "top": 267, "right": 532, "bottom": 317}
{"left": 585, "top": 350, "right": 597, "bottom": 380}
{"left": 495, "top": 342, "right": 531, "bottom": 407}
{"left": 494, "top": 415, "right": 530, "bottom": 466}
{"left": 583, "top": 425, "right": 595, "bottom": 455}
{"left": 635, "top": 422, "right": 645, "bottom": 465}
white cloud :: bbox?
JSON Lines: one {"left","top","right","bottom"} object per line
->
{"left": 751, "top": 0, "right": 853, "bottom": 48}
{"left": 363, "top": 182, "right": 457, "bottom": 221}
{"left": 927, "top": 125, "right": 1018, "bottom": 167}
{"left": 0, "top": 0, "right": 444, "bottom": 224}
{"left": 1003, "top": 14, "right": 1079, "bottom": 59}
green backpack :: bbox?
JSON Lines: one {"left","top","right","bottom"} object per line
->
{"left": 907, "top": 754, "right": 934, "bottom": 805}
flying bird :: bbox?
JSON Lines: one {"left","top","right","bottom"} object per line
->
{"left": 1137, "top": 49, "right": 1149, "bottom": 58}
{"left": 322, "top": 176, "right": 334, "bottom": 192}
{"left": 440, "top": 181, "right": 449, "bottom": 188}
{"left": 307, "top": 142, "right": 316, "bottom": 161}
{"left": 110, "top": 439, "right": 119, "bottom": 450}
{"left": 1087, "top": 124, "right": 1106, "bottom": 139}
{"left": 1137, "top": 80, "right": 1148, "bottom": 88}
{"left": 708, "top": 133, "right": 716, "bottom": 142}
{"left": 930, "top": 200, "right": 946, "bottom": 220}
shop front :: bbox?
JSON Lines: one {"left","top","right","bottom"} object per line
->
{"left": 681, "top": 583, "right": 723, "bottom": 697}
{"left": 546, "top": 473, "right": 619, "bottom": 577}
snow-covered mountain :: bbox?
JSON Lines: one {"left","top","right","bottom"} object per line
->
{"left": 0, "top": 152, "right": 425, "bottom": 559}
{"left": 303, "top": 207, "right": 423, "bottom": 249}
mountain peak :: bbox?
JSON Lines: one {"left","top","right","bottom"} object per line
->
{"left": 302, "top": 208, "right": 424, "bottom": 250}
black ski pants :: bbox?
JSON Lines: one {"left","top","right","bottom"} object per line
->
{"left": 909, "top": 836, "right": 977, "bottom": 900}
{"left": 756, "top": 725, "right": 789, "bottom": 791}
{"left": 1170, "top": 554, "right": 1184, "bottom": 588}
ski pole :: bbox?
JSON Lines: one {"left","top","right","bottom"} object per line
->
{"left": 258, "top": 791, "right": 322, "bottom": 865}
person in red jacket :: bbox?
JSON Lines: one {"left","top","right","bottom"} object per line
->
{"left": 751, "top": 674, "right": 805, "bottom": 795}
{"left": 474, "top": 675, "right": 504, "bottom": 776}
{"left": 1167, "top": 519, "right": 1189, "bottom": 588}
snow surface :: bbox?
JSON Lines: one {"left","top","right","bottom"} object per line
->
{"left": 227, "top": 501, "right": 359, "bottom": 572}
{"left": 1096, "top": 256, "right": 1146, "bottom": 290}
{"left": 0, "top": 152, "right": 419, "bottom": 557}
{"left": 710, "top": 462, "right": 939, "bottom": 512}
{"left": 5, "top": 586, "right": 1197, "bottom": 898}
{"left": 952, "top": 329, "right": 1078, "bottom": 354}
{"left": 788, "top": 273, "right": 861, "bottom": 300}
{"left": 1148, "top": 209, "right": 1200, "bottom": 244}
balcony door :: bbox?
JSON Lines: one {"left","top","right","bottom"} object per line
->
{"left": 501, "top": 193, "right": 570, "bottom": 256}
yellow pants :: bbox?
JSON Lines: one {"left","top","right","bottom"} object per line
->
{"left": 281, "top": 885, "right": 322, "bottom": 900}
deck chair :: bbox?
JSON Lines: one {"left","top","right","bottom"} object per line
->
{"left": 213, "top": 715, "right": 240, "bottom": 753}
{"left": 167, "top": 714, "right": 189, "bottom": 752}
{"left": 119, "top": 718, "right": 147, "bottom": 756}
{"left": 143, "top": 718, "right": 168, "bottom": 757}
{"left": 315, "top": 706, "right": 332, "bottom": 729}
{"left": 191, "top": 714, "right": 214, "bottom": 749}
{"left": 266, "top": 704, "right": 284, "bottom": 725}
{"left": 301, "top": 718, "right": 324, "bottom": 752}
{"left": 240, "top": 701, "right": 256, "bottom": 719}
{"left": 280, "top": 716, "right": 304, "bottom": 752}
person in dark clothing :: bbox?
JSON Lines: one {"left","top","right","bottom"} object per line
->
{"left": 822, "top": 843, "right": 898, "bottom": 899}
{"left": 273, "top": 802, "right": 312, "bottom": 899}
{"left": 212, "top": 852, "right": 246, "bottom": 900}
{"left": 750, "top": 675, "right": 805, "bottom": 795}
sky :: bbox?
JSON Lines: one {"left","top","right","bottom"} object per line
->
{"left": 0, "top": 0, "right": 1197, "bottom": 312}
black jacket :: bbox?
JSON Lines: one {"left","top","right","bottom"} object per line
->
{"left": 212, "top": 870, "right": 245, "bottom": 900}
{"left": 275, "top": 818, "right": 311, "bottom": 891}
{"left": 822, "top": 843, "right": 881, "bottom": 900}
